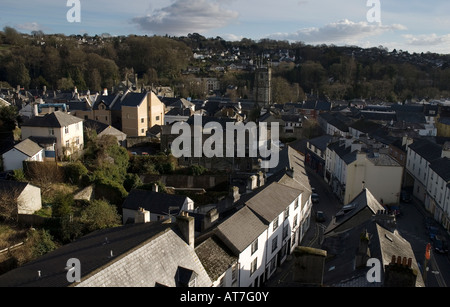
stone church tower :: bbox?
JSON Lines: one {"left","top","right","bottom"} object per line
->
{"left": 253, "top": 61, "right": 272, "bottom": 108}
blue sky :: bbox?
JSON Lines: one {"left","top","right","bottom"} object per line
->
{"left": 2, "top": 0, "right": 450, "bottom": 54}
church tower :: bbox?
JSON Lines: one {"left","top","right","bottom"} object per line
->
{"left": 253, "top": 60, "right": 272, "bottom": 108}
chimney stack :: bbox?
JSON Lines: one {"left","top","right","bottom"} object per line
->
{"left": 135, "top": 207, "right": 150, "bottom": 224}
{"left": 176, "top": 212, "right": 195, "bottom": 248}
{"left": 384, "top": 255, "right": 417, "bottom": 287}
{"left": 103, "top": 88, "right": 108, "bottom": 96}
{"left": 152, "top": 183, "right": 159, "bottom": 193}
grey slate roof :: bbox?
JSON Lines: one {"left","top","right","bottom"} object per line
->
{"left": 21, "top": 111, "right": 83, "bottom": 128}
{"left": 308, "top": 135, "right": 333, "bottom": 152}
{"left": 122, "top": 189, "right": 189, "bottom": 216}
{"left": 216, "top": 206, "right": 267, "bottom": 255}
{"left": 120, "top": 92, "right": 147, "bottom": 107}
{"left": 408, "top": 138, "right": 442, "bottom": 162}
{"left": 12, "top": 138, "right": 43, "bottom": 157}
{"left": 245, "top": 182, "right": 302, "bottom": 224}
{"left": 325, "top": 188, "right": 385, "bottom": 236}
{"left": 0, "top": 221, "right": 212, "bottom": 287}
{"left": 195, "top": 235, "right": 237, "bottom": 282}
{"left": 429, "top": 157, "right": 450, "bottom": 182}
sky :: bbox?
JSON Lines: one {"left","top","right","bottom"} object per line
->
{"left": 2, "top": 0, "right": 450, "bottom": 54}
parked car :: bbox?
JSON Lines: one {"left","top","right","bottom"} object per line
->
{"left": 315, "top": 211, "right": 326, "bottom": 223}
{"left": 428, "top": 226, "right": 439, "bottom": 240}
{"left": 311, "top": 193, "right": 320, "bottom": 204}
{"left": 401, "top": 190, "right": 412, "bottom": 203}
{"left": 433, "top": 236, "right": 448, "bottom": 254}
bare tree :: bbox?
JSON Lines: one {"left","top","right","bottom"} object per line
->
{"left": 0, "top": 187, "right": 21, "bottom": 222}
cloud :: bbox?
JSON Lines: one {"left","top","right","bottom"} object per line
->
{"left": 132, "top": 0, "right": 239, "bottom": 36}
{"left": 15, "top": 22, "right": 45, "bottom": 32}
{"left": 404, "top": 33, "right": 450, "bottom": 46}
{"left": 269, "top": 19, "right": 407, "bottom": 44}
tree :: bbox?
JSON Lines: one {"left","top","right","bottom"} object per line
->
{"left": 80, "top": 200, "right": 121, "bottom": 232}
{"left": 0, "top": 187, "right": 21, "bottom": 222}
{"left": 51, "top": 192, "right": 74, "bottom": 218}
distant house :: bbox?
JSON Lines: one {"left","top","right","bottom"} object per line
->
{"left": 0, "top": 180, "right": 42, "bottom": 216}
{"left": 122, "top": 188, "right": 194, "bottom": 224}
{"left": 2, "top": 138, "right": 44, "bottom": 171}
{"left": 83, "top": 119, "right": 127, "bottom": 147}
{"left": 21, "top": 111, "right": 84, "bottom": 159}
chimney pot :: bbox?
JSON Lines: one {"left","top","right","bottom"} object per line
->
{"left": 397, "top": 256, "right": 402, "bottom": 265}
{"left": 391, "top": 255, "right": 396, "bottom": 264}
{"left": 408, "top": 258, "right": 412, "bottom": 268}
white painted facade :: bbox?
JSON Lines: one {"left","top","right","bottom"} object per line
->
{"left": 17, "top": 184, "right": 42, "bottom": 215}
{"left": 2, "top": 147, "right": 44, "bottom": 171}
{"left": 21, "top": 121, "right": 84, "bottom": 158}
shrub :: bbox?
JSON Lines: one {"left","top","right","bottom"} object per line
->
{"left": 80, "top": 200, "right": 121, "bottom": 232}
{"left": 64, "top": 161, "right": 89, "bottom": 186}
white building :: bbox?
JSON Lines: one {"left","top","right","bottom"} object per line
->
{"left": 21, "top": 111, "right": 84, "bottom": 159}
{"left": 326, "top": 138, "right": 403, "bottom": 205}
{"left": 2, "top": 138, "right": 44, "bottom": 171}
{"left": 425, "top": 157, "right": 450, "bottom": 230}
{"left": 405, "top": 139, "right": 445, "bottom": 203}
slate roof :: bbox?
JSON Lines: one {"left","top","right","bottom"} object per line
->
{"left": 245, "top": 182, "right": 302, "bottom": 224}
{"left": 308, "top": 135, "right": 333, "bottom": 152}
{"left": 12, "top": 138, "right": 43, "bottom": 157}
{"left": 325, "top": 188, "right": 385, "bottom": 236}
{"left": 429, "top": 157, "right": 450, "bottom": 182}
{"left": 195, "top": 235, "right": 237, "bottom": 282}
{"left": 0, "top": 221, "right": 212, "bottom": 287}
{"left": 216, "top": 206, "right": 267, "bottom": 255}
{"left": 0, "top": 180, "right": 29, "bottom": 196}
{"left": 92, "top": 94, "right": 118, "bottom": 110}
{"left": 120, "top": 92, "right": 147, "bottom": 107}
{"left": 122, "top": 189, "right": 189, "bottom": 216}
{"left": 323, "top": 221, "right": 424, "bottom": 287}
{"left": 408, "top": 139, "right": 442, "bottom": 162}
{"left": 21, "top": 111, "right": 83, "bottom": 128}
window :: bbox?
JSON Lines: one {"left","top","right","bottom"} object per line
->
{"left": 284, "top": 207, "right": 289, "bottom": 220}
{"left": 141, "top": 129, "right": 145, "bottom": 134}
{"left": 270, "top": 257, "right": 276, "bottom": 273}
{"left": 231, "top": 264, "right": 238, "bottom": 281}
{"left": 294, "top": 198, "right": 299, "bottom": 210}
{"left": 272, "top": 236, "right": 278, "bottom": 252}
{"left": 156, "top": 116, "right": 160, "bottom": 121}
{"left": 65, "top": 126, "right": 69, "bottom": 134}
{"left": 250, "top": 258, "right": 257, "bottom": 276}
{"left": 141, "top": 118, "right": 145, "bottom": 123}
{"left": 251, "top": 239, "right": 258, "bottom": 255}
{"left": 75, "top": 137, "right": 80, "bottom": 146}
{"left": 283, "top": 224, "right": 289, "bottom": 239}
{"left": 65, "top": 140, "right": 70, "bottom": 148}
{"left": 293, "top": 214, "right": 298, "bottom": 228}
{"left": 273, "top": 217, "right": 279, "bottom": 231}
{"left": 48, "top": 128, "right": 54, "bottom": 136}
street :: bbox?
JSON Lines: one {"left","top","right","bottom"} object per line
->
{"left": 267, "top": 167, "right": 450, "bottom": 287}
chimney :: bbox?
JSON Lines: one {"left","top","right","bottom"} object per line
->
{"left": 374, "top": 210, "right": 396, "bottom": 232}
{"left": 152, "top": 183, "right": 159, "bottom": 193}
{"left": 441, "top": 142, "right": 450, "bottom": 159}
{"left": 286, "top": 167, "right": 295, "bottom": 178}
{"left": 176, "top": 212, "right": 195, "bottom": 248}
{"left": 246, "top": 175, "right": 258, "bottom": 192}
{"left": 103, "top": 88, "right": 108, "bottom": 96}
{"left": 384, "top": 255, "right": 417, "bottom": 287}
{"left": 202, "top": 208, "right": 219, "bottom": 231}
{"left": 257, "top": 171, "right": 265, "bottom": 187}
{"left": 230, "top": 186, "right": 240, "bottom": 202}
{"left": 292, "top": 246, "right": 327, "bottom": 286}
{"left": 135, "top": 207, "right": 150, "bottom": 224}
